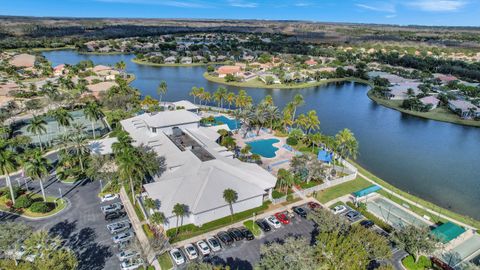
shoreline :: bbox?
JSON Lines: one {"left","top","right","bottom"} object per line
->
{"left": 367, "top": 90, "right": 480, "bottom": 128}
{"left": 131, "top": 58, "right": 227, "bottom": 67}
{"left": 350, "top": 160, "right": 480, "bottom": 229}
{"left": 203, "top": 72, "right": 372, "bottom": 89}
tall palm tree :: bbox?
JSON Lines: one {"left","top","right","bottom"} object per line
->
{"left": 189, "top": 87, "right": 199, "bottom": 104}
{"left": 262, "top": 95, "right": 274, "bottom": 106}
{"left": 0, "top": 148, "right": 17, "bottom": 204}
{"left": 52, "top": 108, "right": 73, "bottom": 133}
{"left": 114, "top": 60, "right": 127, "bottom": 77}
{"left": 116, "top": 147, "right": 142, "bottom": 204}
{"left": 295, "top": 113, "right": 308, "bottom": 131}
{"left": 150, "top": 212, "right": 166, "bottom": 226}
{"left": 276, "top": 169, "right": 294, "bottom": 194}
{"left": 84, "top": 102, "right": 104, "bottom": 139}
{"left": 157, "top": 80, "right": 167, "bottom": 105}
{"left": 335, "top": 128, "right": 359, "bottom": 161}
{"left": 24, "top": 150, "right": 50, "bottom": 202}
{"left": 213, "top": 87, "right": 228, "bottom": 108}
{"left": 223, "top": 188, "right": 238, "bottom": 220}
{"left": 69, "top": 134, "right": 89, "bottom": 171}
{"left": 112, "top": 132, "right": 133, "bottom": 155}
{"left": 226, "top": 92, "right": 236, "bottom": 109}
{"left": 27, "top": 115, "right": 47, "bottom": 151}
{"left": 202, "top": 91, "right": 212, "bottom": 106}
{"left": 196, "top": 87, "right": 205, "bottom": 106}
{"left": 235, "top": 90, "right": 252, "bottom": 111}
{"left": 291, "top": 94, "right": 305, "bottom": 121}
{"left": 172, "top": 203, "right": 186, "bottom": 236}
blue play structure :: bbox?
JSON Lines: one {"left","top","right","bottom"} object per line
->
{"left": 317, "top": 149, "right": 333, "bottom": 163}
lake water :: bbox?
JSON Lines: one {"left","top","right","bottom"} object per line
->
{"left": 43, "top": 51, "right": 480, "bottom": 220}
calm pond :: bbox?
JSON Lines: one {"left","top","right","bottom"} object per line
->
{"left": 43, "top": 50, "right": 480, "bottom": 220}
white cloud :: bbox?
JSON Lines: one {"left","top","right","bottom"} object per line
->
{"left": 407, "top": 0, "right": 467, "bottom": 12}
{"left": 227, "top": 0, "right": 258, "bottom": 8}
{"left": 356, "top": 3, "right": 396, "bottom": 13}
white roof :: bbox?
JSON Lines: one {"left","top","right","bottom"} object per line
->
{"left": 172, "top": 100, "right": 199, "bottom": 111}
{"left": 123, "top": 110, "right": 201, "bottom": 129}
{"left": 88, "top": 137, "right": 118, "bottom": 155}
{"left": 120, "top": 109, "right": 276, "bottom": 217}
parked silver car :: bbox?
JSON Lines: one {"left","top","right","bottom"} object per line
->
{"left": 107, "top": 220, "right": 131, "bottom": 234}
{"left": 112, "top": 231, "right": 134, "bottom": 244}
{"left": 101, "top": 202, "right": 123, "bottom": 214}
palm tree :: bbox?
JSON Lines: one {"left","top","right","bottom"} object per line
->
{"left": 189, "top": 87, "right": 199, "bottom": 104}
{"left": 235, "top": 90, "right": 252, "bottom": 111}
{"left": 291, "top": 94, "right": 305, "bottom": 121}
{"left": 150, "top": 212, "right": 166, "bottom": 225}
{"left": 202, "top": 91, "right": 212, "bottom": 106}
{"left": 223, "top": 188, "right": 238, "bottom": 220}
{"left": 69, "top": 134, "right": 89, "bottom": 171}
{"left": 276, "top": 169, "right": 294, "bottom": 194}
{"left": 157, "top": 80, "right": 167, "bottom": 105}
{"left": 305, "top": 110, "right": 320, "bottom": 134}
{"left": 144, "top": 197, "right": 156, "bottom": 211}
{"left": 0, "top": 148, "right": 18, "bottom": 204}
{"left": 262, "top": 95, "right": 274, "bottom": 106}
{"left": 84, "top": 102, "right": 104, "bottom": 139}
{"left": 226, "top": 92, "right": 236, "bottom": 109}
{"left": 172, "top": 203, "right": 187, "bottom": 236}
{"left": 112, "top": 131, "right": 133, "bottom": 155}
{"left": 24, "top": 150, "right": 50, "bottom": 202}
{"left": 196, "top": 87, "right": 205, "bottom": 106}
{"left": 213, "top": 87, "right": 228, "bottom": 108}
{"left": 116, "top": 147, "right": 142, "bottom": 204}
{"left": 335, "top": 128, "right": 359, "bottom": 161}
{"left": 114, "top": 60, "right": 127, "bottom": 76}
{"left": 52, "top": 108, "right": 73, "bottom": 133}
{"left": 27, "top": 115, "right": 47, "bottom": 151}
{"left": 295, "top": 113, "right": 308, "bottom": 131}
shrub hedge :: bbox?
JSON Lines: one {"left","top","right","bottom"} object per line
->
{"left": 29, "top": 201, "right": 52, "bottom": 213}
{"left": 286, "top": 137, "right": 298, "bottom": 146}
{"left": 14, "top": 195, "right": 33, "bottom": 209}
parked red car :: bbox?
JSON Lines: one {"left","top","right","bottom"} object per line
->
{"left": 274, "top": 212, "right": 290, "bottom": 224}
{"left": 307, "top": 202, "right": 322, "bottom": 211}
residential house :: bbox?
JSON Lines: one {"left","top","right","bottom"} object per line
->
{"left": 164, "top": 56, "right": 176, "bottom": 64}
{"left": 217, "top": 65, "right": 241, "bottom": 78}
{"left": 53, "top": 64, "right": 66, "bottom": 76}
{"left": 419, "top": 96, "right": 440, "bottom": 110}
{"left": 448, "top": 100, "right": 480, "bottom": 119}
{"left": 180, "top": 57, "right": 193, "bottom": 64}
{"left": 120, "top": 110, "right": 276, "bottom": 229}
{"left": 9, "top": 54, "right": 36, "bottom": 68}
{"left": 305, "top": 59, "right": 318, "bottom": 66}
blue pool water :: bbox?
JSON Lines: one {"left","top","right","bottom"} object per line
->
{"left": 214, "top": 116, "right": 241, "bottom": 130}
{"left": 247, "top": 138, "right": 280, "bottom": 158}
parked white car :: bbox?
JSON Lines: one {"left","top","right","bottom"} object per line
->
{"left": 206, "top": 237, "right": 222, "bottom": 252}
{"left": 332, "top": 205, "right": 347, "bottom": 215}
{"left": 112, "top": 231, "right": 133, "bottom": 244}
{"left": 117, "top": 250, "right": 139, "bottom": 261}
{"left": 196, "top": 240, "right": 211, "bottom": 256}
{"left": 184, "top": 244, "right": 198, "bottom": 260}
{"left": 107, "top": 221, "right": 131, "bottom": 234}
{"left": 266, "top": 216, "right": 281, "bottom": 229}
{"left": 101, "top": 202, "right": 123, "bottom": 214}
{"left": 101, "top": 193, "right": 119, "bottom": 202}
{"left": 121, "top": 258, "right": 144, "bottom": 270}
{"left": 169, "top": 248, "right": 185, "bottom": 265}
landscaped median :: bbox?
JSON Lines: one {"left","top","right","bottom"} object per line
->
{"left": 166, "top": 201, "right": 271, "bottom": 243}
{"left": 0, "top": 187, "right": 67, "bottom": 218}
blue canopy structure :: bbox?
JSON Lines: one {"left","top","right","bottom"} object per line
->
{"left": 317, "top": 150, "right": 333, "bottom": 163}
{"left": 353, "top": 185, "right": 381, "bottom": 197}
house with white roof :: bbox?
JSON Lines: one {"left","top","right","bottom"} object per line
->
{"left": 120, "top": 109, "right": 276, "bottom": 229}
{"left": 448, "top": 100, "right": 480, "bottom": 119}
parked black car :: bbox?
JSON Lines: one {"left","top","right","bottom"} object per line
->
{"left": 255, "top": 219, "right": 271, "bottom": 232}
{"left": 217, "top": 231, "right": 234, "bottom": 246}
{"left": 292, "top": 207, "right": 307, "bottom": 218}
{"left": 227, "top": 228, "right": 244, "bottom": 241}
{"left": 105, "top": 211, "right": 126, "bottom": 221}
{"left": 360, "top": 220, "right": 374, "bottom": 228}
{"left": 239, "top": 227, "right": 254, "bottom": 240}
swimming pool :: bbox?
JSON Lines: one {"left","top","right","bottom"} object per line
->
{"left": 214, "top": 116, "right": 241, "bottom": 130}
{"left": 246, "top": 138, "right": 280, "bottom": 158}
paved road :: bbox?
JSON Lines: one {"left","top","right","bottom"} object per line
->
{"left": 0, "top": 175, "right": 120, "bottom": 270}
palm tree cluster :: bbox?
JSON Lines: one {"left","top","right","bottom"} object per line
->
{"left": 112, "top": 131, "right": 165, "bottom": 204}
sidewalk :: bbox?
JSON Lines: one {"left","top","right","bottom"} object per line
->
{"left": 120, "top": 187, "right": 159, "bottom": 267}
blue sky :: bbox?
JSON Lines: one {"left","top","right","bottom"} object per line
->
{"left": 1, "top": 0, "right": 479, "bottom": 26}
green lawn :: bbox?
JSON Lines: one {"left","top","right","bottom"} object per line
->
{"left": 352, "top": 161, "right": 480, "bottom": 229}
{"left": 315, "top": 176, "right": 371, "bottom": 204}
{"left": 167, "top": 202, "right": 270, "bottom": 243}
{"left": 402, "top": 255, "right": 432, "bottom": 270}
{"left": 204, "top": 72, "right": 370, "bottom": 89}
{"left": 368, "top": 91, "right": 480, "bottom": 128}
{"left": 243, "top": 220, "right": 261, "bottom": 236}
{"left": 157, "top": 252, "right": 173, "bottom": 270}
{"left": 0, "top": 194, "right": 66, "bottom": 218}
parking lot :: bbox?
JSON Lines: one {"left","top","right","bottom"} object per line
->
{"left": 170, "top": 203, "right": 321, "bottom": 270}
{"left": 0, "top": 177, "right": 128, "bottom": 270}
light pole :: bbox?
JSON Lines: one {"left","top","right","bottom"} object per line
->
{"left": 100, "top": 179, "right": 103, "bottom": 191}
{"left": 58, "top": 187, "right": 62, "bottom": 199}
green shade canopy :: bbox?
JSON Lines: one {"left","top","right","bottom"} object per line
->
{"left": 431, "top": 222, "right": 466, "bottom": 244}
